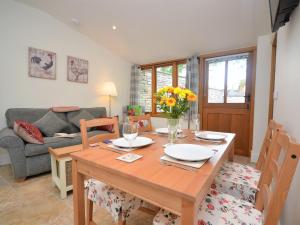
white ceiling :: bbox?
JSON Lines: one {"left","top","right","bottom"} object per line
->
{"left": 16, "top": 0, "right": 271, "bottom": 64}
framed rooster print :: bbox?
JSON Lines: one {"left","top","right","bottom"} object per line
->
{"left": 67, "top": 56, "right": 88, "bottom": 83}
{"left": 28, "top": 47, "right": 56, "bottom": 80}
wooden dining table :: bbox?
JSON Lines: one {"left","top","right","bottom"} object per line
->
{"left": 71, "top": 130, "right": 235, "bottom": 225}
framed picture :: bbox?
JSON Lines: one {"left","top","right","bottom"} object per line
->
{"left": 67, "top": 56, "right": 88, "bottom": 83}
{"left": 28, "top": 47, "right": 56, "bottom": 80}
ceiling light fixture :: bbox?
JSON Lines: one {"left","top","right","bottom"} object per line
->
{"left": 112, "top": 25, "right": 117, "bottom": 30}
{"left": 71, "top": 18, "right": 80, "bottom": 25}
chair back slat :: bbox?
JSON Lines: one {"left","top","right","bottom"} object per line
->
{"left": 256, "top": 120, "right": 282, "bottom": 170}
{"left": 128, "top": 114, "right": 153, "bottom": 133}
{"left": 80, "top": 117, "right": 120, "bottom": 150}
{"left": 269, "top": 159, "right": 280, "bottom": 184}
{"left": 262, "top": 184, "right": 271, "bottom": 220}
{"left": 255, "top": 132, "right": 300, "bottom": 225}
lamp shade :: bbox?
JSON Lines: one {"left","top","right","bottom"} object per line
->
{"left": 100, "top": 82, "right": 118, "bottom": 97}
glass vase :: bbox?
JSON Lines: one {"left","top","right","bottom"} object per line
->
{"left": 167, "top": 118, "right": 179, "bottom": 144}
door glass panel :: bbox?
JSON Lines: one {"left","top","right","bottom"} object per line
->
{"left": 156, "top": 65, "right": 173, "bottom": 111}
{"left": 227, "top": 58, "right": 247, "bottom": 103}
{"left": 208, "top": 61, "right": 225, "bottom": 103}
{"left": 178, "top": 64, "right": 187, "bottom": 88}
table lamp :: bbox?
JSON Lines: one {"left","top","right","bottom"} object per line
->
{"left": 101, "top": 82, "right": 118, "bottom": 117}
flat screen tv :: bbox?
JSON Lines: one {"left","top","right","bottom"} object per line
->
{"left": 269, "top": 0, "right": 300, "bottom": 32}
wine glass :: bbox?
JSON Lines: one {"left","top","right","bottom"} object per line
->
{"left": 192, "top": 114, "right": 200, "bottom": 133}
{"left": 122, "top": 122, "right": 138, "bottom": 149}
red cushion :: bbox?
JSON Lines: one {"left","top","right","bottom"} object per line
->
{"left": 14, "top": 120, "right": 44, "bottom": 144}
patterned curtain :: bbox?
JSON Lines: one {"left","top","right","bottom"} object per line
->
{"left": 129, "top": 64, "right": 140, "bottom": 105}
{"left": 186, "top": 55, "right": 199, "bottom": 115}
{"left": 186, "top": 56, "right": 200, "bottom": 128}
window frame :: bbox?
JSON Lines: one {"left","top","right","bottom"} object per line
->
{"left": 140, "top": 59, "right": 187, "bottom": 116}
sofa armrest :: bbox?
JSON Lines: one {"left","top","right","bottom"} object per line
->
{"left": 0, "top": 128, "right": 27, "bottom": 179}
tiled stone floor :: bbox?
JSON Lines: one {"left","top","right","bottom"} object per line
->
{"left": 0, "top": 165, "right": 153, "bottom": 225}
{"left": 0, "top": 155, "right": 251, "bottom": 225}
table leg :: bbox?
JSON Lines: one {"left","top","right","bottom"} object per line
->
{"left": 72, "top": 159, "right": 85, "bottom": 225}
{"left": 50, "top": 154, "right": 57, "bottom": 187}
{"left": 59, "top": 159, "right": 67, "bottom": 199}
{"left": 181, "top": 199, "right": 197, "bottom": 225}
{"left": 228, "top": 141, "right": 235, "bottom": 162}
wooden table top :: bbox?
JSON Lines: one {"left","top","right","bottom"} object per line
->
{"left": 49, "top": 144, "right": 83, "bottom": 159}
{"left": 71, "top": 130, "right": 235, "bottom": 201}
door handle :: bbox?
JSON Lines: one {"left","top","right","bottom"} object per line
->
{"left": 245, "top": 95, "right": 251, "bottom": 102}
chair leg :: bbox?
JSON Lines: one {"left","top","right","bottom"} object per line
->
{"left": 86, "top": 198, "right": 94, "bottom": 225}
{"left": 118, "top": 211, "right": 126, "bottom": 225}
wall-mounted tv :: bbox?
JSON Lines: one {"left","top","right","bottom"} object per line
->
{"left": 269, "top": 0, "right": 300, "bottom": 32}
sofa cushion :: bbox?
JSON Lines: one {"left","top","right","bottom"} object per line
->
{"left": 5, "top": 108, "right": 68, "bottom": 129}
{"left": 13, "top": 120, "right": 44, "bottom": 144}
{"left": 69, "top": 110, "right": 94, "bottom": 131}
{"left": 24, "top": 130, "right": 109, "bottom": 157}
{"left": 34, "top": 111, "right": 69, "bottom": 137}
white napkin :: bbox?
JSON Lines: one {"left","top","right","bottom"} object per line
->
{"left": 107, "top": 144, "right": 136, "bottom": 152}
{"left": 160, "top": 155, "right": 207, "bottom": 171}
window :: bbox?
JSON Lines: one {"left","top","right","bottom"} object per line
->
{"left": 206, "top": 53, "right": 249, "bottom": 104}
{"left": 178, "top": 64, "right": 187, "bottom": 88}
{"left": 140, "top": 60, "right": 187, "bottom": 114}
{"left": 156, "top": 65, "right": 173, "bottom": 91}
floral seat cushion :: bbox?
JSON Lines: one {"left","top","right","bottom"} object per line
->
{"left": 212, "top": 167, "right": 260, "bottom": 204}
{"left": 86, "top": 179, "right": 142, "bottom": 222}
{"left": 153, "top": 188, "right": 262, "bottom": 225}
{"left": 221, "top": 161, "right": 261, "bottom": 176}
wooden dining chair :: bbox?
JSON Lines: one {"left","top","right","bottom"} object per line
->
{"left": 153, "top": 131, "right": 300, "bottom": 225}
{"left": 212, "top": 120, "right": 283, "bottom": 203}
{"left": 128, "top": 114, "right": 153, "bottom": 133}
{"left": 80, "top": 117, "right": 120, "bottom": 150}
{"left": 80, "top": 117, "right": 142, "bottom": 225}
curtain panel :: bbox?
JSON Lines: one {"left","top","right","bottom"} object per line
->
{"left": 129, "top": 65, "right": 140, "bottom": 105}
{"left": 186, "top": 55, "right": 200, "bottom": 115}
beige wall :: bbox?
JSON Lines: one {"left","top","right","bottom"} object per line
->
{"left": 273, "top": 6, "right": 300, "bottom": 225}
{"left": 0, "top": 0, "right": 131, "bottom": 129}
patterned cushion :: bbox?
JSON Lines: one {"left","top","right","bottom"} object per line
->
{"left": 86, "top": 179, "right": 142, "bottom": 222}
{"left": 212, "top": 167, "right": 260, "bottom": 204}
{"left": 34, "top": 111, "right": 69, "bottom": 137}
{"left": 13, "top": 120, "right": 44, "bottom": 144}
{"left": 153, "top": 189, "right": 262, "bottom": 225}
{"left": 137, "top": 119, "right": 149, "bottom": 128}
{"left": 221, "top": 161, "right": 261, "bottom": 176}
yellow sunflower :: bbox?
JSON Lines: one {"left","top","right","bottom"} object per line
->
{"left": 166, "top": 97, "right": 176, "bottom": 107}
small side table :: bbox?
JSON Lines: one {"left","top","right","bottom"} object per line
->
{"left": 48, "top": 145, "right": 82, "bottom": 199}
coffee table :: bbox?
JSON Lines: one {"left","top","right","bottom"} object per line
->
{"left": 49, "top": 144, "right": 82, "bottom": 199}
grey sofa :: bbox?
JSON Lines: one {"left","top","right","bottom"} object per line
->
{"left": 0, "top": 107, "right": 108, "bottom": 180}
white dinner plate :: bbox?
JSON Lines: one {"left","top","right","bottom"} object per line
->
{"left": 195, "top": 131, "right": 226, "bottom": 141}
{"left": 164, "top": 144, "right": 214, "bottom": 161}
{"left": 155, "top": 127, "right": 183, "bottom": 134}
{"left": 112, "top": 137, "right": 153, "bottom": 148}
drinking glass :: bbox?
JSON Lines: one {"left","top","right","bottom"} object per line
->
{"left": 192, "top": 114, "right": 200, "bottom": 133}
{"left": 122, "top": 122, "right": 138, "bottom": 149}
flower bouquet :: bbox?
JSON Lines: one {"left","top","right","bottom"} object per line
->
{"left": 155, "top": 86, "right": 197, "bottom": 143}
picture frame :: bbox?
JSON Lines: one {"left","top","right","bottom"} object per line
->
{"left": 67, "top": 56, "right": 88, "bottom": 83}
{"left": 28, "top": 47, "right": 56, "bottom": 80}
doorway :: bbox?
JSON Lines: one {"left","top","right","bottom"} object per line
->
{"left": 200, "top": 48, "right": 256, "bottom": 156}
